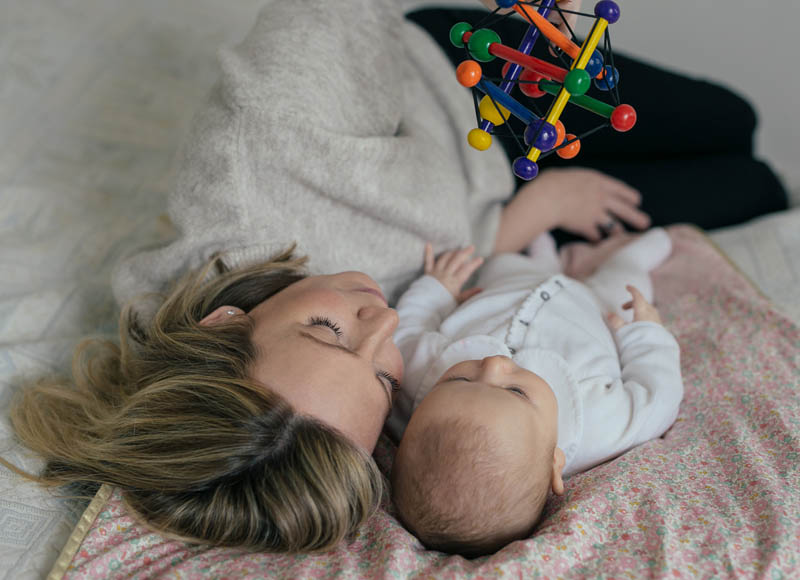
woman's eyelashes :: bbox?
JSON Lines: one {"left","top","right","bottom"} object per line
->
{"left": 309, "top": 316, "right": 399, "bottom": 394}
{"left": 309, "top": 316, "right": 343, "bottom": 338}
{"left": 378, "top": 370, "right": 401, "bottom": 393}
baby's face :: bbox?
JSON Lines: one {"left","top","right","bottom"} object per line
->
{"left": 412, "top": 355, "right": 559, "bottom": 455}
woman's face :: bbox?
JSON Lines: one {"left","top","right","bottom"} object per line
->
{"left": 247, "top": 272, "right": 404, "bottom": 452}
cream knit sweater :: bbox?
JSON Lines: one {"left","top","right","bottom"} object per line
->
{"left": 111, "top": 0, "right": 513, "bottom": 310}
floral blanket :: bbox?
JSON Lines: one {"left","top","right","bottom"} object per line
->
{"left": 53, "top": 226, "right": 800, "bottom": 579}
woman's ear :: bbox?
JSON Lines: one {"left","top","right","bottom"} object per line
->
{"left": 199, "top": 306, "right": 244, "bottom": 326}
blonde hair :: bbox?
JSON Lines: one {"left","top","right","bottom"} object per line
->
{"left": 392, "top": 415, "right": 550, "bottom": 557}
{"left": 2, "top": 247, "right": 384, "bottom": 553}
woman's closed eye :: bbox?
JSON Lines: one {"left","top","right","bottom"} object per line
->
{"left": 309, "top": 315, "right": 343, "bottom": 338}
{"left": 378, "top": 370, "right": 400, "bottom": 393}
{"left": 308, "top": 316, "right": 399, "bottom": 398}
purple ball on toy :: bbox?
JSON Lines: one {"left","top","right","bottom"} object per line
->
{"left": 594, "top": 0, "right": 620, "bottom": 23}
{"left": 513, "top": 157, "right": 539, "bottom": 181}
{"left": 524, "top": 120, "right": 558, "bottom": 151}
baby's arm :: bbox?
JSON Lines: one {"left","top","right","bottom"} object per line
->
{"left": 571, "top": 286, "right": 683, "bottom": 474}
{"left": 614, "top": 322, "right": 683, "bottom": 443}
{"left": 395, "top": 244, "right": 483, "bottom": 346}
{"left": 390, "top": 246, "right": 484, "bottom": 438}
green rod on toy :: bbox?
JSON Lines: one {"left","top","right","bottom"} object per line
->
{"left": 537, "top": 79, "right": 613, "bottom": 116}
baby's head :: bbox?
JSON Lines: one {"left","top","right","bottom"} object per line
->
{"left": 391, "top": 355, "right": 565, "bottom": 557}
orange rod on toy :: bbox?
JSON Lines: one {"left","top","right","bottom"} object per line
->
{"left": 512, "top": 3, "right": 580, "bottom": 59}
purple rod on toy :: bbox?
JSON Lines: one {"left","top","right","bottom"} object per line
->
{"left": 478, "top": 0, "right": 556, "bottom": 135}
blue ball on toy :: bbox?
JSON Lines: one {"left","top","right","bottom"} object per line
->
{"left": 594, "top": 65, "right": 619, "bottom": 91}
{"left": 594, "top": 0, "right": 620, "bottom": 23}
{"left": 496, "top": 0, "right": 517, "bottom": 7}
{"left": 585, "top": 49, "right": 604, "bottom": 78}
{"left": 513, "top": 157, "right": 539, "bottom": 181}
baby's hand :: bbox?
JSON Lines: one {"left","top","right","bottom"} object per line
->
{"left": 607, "top": 285, "right": 663, "bottom": 330}
{"left": 424, "top": 243, "right": 483, "bottom": 303}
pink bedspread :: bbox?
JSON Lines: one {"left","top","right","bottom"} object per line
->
{"left": 60, "top": 226, "right": 800, "bottom": 579}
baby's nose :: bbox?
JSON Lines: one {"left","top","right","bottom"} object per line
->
{"left": 479, "top": 355, "right": 514, "bottom": 377}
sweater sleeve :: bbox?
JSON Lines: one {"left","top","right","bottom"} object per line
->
{"left": 569, "top": 321, "right": 683, "bottom": 474}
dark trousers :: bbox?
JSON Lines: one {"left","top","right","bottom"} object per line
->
{"left": 407, "top": 8, "right": 788, "bottom": 234}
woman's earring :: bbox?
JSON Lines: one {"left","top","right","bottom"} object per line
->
{"left": 199, "top": 307, "right": 239, "bottom": 327}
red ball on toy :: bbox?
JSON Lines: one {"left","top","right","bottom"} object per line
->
{"left": 610, "top": 104, "right": 637, "bottom": 132}
{"left": 519, "top": 69, "right": 546, "bottom": 98}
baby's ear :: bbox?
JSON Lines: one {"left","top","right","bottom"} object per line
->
{"left": 550, "top": 447, "right": 566, "bottom": 496}
{"left": 199, "top": 306, "right": 243, "bottom": 326}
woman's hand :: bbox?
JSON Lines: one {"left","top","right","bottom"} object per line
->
{"left": 478, "top": 0, "right": 582, "bottom": 38}
{"left": 549, "top": 0, "right": 582, "bottom": 38}
{"left": 530, "top": 167, "right": 650, "bottom": 242}
{"left": 544, "top": 168, "right": 650, "bottom": 241}
{"left": 424, "top": 243, "right": 484, "bottom": 304}
{"left": 493, "top": 167, "right": 650, "bottom": 254}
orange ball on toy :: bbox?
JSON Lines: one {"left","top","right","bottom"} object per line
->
{"left": 554, "top": 120, "right": 566, "bottom": 147}
{"left": 557, "top": 134, "right": 581, "bottom": 159}
{"left": 456, "top": 60, "right": 482, "bottom": 88}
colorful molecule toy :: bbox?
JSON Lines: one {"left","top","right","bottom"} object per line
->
{"left": 451, "top": 0, "right": 636, "bottom": 180}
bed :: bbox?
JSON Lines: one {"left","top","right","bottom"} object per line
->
{"left": 1, "top": 1, "right": 799, "bottom": 578}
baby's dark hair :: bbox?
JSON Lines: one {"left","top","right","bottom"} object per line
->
{"left": 392, "top": 415, "right": 551, "bottom": 557}
{"left": 3, "top": 246, "right": 385, "bottom": 553}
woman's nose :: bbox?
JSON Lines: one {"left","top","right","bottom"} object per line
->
{"left": 353, "top": 306, "right": 399, "bottom": 356}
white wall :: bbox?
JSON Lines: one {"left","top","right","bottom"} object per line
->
{"left": 405, "top": 1, "right": 800, "bottom": 204}
{"left": 610, "top": 0, "right": 800, "bottom": 204}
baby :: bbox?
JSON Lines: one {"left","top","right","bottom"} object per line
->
{"left": 387, "top": 229, "right": 683, "bottom": 557}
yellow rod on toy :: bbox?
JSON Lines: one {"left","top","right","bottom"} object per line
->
{"left": 526, "top": 17, "right": 609, "bottom": 163}
{"left": 572, "top": 17, "right": 608, "bottom": 71}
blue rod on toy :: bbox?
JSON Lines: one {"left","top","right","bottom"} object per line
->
{"left": 480, "top": 0, "right": 556, "bottom": 134}
{"left": 477, "top": 80, "right": 537, "bottom": 125}
{"left": 500, "top": 0, "right": 556, "bottom": 92}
